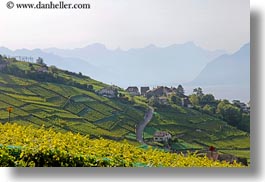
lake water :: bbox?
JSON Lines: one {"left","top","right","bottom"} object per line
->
{"left": 183, "top": 84, "right": 250, "bottom": 103}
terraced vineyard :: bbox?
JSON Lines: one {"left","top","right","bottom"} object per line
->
{"left": 0, "top": 71, "right": 145, "bottom": 142}
{"left": 144, "top": 106, "right": 250, "bottom": 161}
{"left": 0, "top": 58, "right": 250, "bottom": 162}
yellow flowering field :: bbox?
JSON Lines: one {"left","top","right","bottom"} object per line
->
{"left": 0, "top": 123, "right": 243, "bottom": 167}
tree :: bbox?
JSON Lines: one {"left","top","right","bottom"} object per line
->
{"left": 203, "top": 104, "right": 215, "bottom": 115}
{"left": 216, "top": 100, "right": 242, "bottom": 126}
{"left": 193, "top": 87, "right": 204, "bottom": 97}
{"left": 170, "top": 94, "right": 181, "bottom": 105}
{"left": 238, "top": 113, "right": 250, "bottom": 132}
{"left": 28, "top": 63, "right": 34, "bottom": 71}
{"left": 221, "top": 104, "right": 241, "bottom": 126}
{"left": 216, "top": 100, "right": 230, "bottom": 114}
{"left": 200, "top": 94, "right": 215, "bottom": 106}
{"left": 189, "top": 94, "right": 200, "bottom": 106}
{"left": 176, "top": 85, "right": 184, "bottom": 97}
{"left": 171, "top": 95, "right": 177, "bottom": 103}
{"left": 36, "top": 57, "right": 45, "bottom": 65}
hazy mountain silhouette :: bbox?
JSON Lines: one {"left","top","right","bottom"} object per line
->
{"left": 0, "top": 47, "right": 111, "bottom": 82}
{"left": 0, "top": 43, "right": 249, "bottom": 101}
{"left": 190, "top": 43, "right": 250, "bottom": 86}
{"left": 43, "top": 42, "right": 225, "bottom": 87}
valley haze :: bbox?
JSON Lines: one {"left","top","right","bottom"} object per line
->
{"left": 0, "top": 42, "right": 250, "bottom": 102}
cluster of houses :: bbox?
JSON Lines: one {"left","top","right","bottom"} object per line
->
{"left": 232, "top": 100, "right": 250, "bottom": 113}
{"left": 125, "top": 86, "right": 173, "bottom": 97}
{"left": 97, "top": 85, "right": 193, "bottom": 108}
{"left": 126, "top": 86, "right": 192, "bottom": 108}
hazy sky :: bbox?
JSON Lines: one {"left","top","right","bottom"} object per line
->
{"left": 0, "top": 0, "right": 249, "bottom": 53}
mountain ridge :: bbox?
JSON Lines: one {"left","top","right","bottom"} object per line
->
{"left": 0, "top": 42, "right": 227, "bottom": 87}
{"left": 190, "top": 43, "right": 250, "bottom": 86}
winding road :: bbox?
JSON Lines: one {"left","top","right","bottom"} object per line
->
{"left": 136, "top": 107, "right": 154, "bottom": 144}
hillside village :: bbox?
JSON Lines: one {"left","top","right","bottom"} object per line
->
{"left": 96, "top": 82, "right": 250, "bottom": 156}
{"left": 98, "top": 85, "right": 193, "bottom": 107}
{"left": 98, "top": 84, "right": 249, "bottom": 113}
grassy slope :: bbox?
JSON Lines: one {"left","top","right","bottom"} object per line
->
{"left": 0, "top": 68, "right": 145, "bottom": 143}
{"left": 144, "top": 106, "right": 250, "bottom": 160}
{"left": 0, "top": 59, "right": 250, "bottom": 159}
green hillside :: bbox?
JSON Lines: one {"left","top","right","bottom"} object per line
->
{"left": 0, "top": 56, "right": 250, "bottom": 161}
{"left": 146, "top": 106, "right": 249, "bottom": 149}
{"left": 0, "top": 57, "right": 146, "bottom": 144}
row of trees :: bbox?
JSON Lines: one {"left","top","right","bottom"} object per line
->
{"left": 161, "top": 84, "right": 249, "bottom": 132}
{"left": 189, "top": 87, "right": 250, "bottom": 132}
{"left": 0, "top": 58, "right": 94, "bottom": 92}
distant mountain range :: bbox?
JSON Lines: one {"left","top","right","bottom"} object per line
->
{"left": 0, "top": 47, "right": 111, "bottom": 82}
{"left": 0, "top": 42, "right": 250, "bottom": 101}
{"left": 0, "top": 42, "right": 249, "bottom": 88}
{"left": 190, "top": 43, "right": 250, "bottom": 86}
{"left": 0, "top": 42, "right": 226, "bottom": 87}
